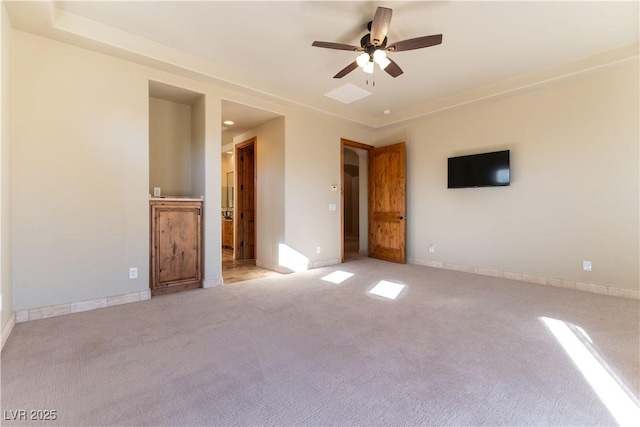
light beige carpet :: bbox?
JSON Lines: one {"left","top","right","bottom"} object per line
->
{"left": 2, "top": 258, "right": 639, "bottom": 426}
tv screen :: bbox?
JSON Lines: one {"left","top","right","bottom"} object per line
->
{"left": 448, "top": 150, "right": 510, "bottom": 188}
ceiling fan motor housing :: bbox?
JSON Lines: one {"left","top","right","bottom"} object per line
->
{"left": 360, "top": 34, "right": 387, "bottom": 60}
{"left": 312, "top": 6, "right": 442, "bottom": 79}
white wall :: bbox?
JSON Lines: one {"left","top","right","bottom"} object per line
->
{"left": 374, "top": 65, "right": 639, "bottom": 291}
{"left": 1, "top": 2, "right": 13, "bottom": 332}
{"left": 149, "top": 97, "right": 192, "bottom": 197}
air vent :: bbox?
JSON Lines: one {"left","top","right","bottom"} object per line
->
{"left": 324, "top": 83, "right": 372, "bottom": 104}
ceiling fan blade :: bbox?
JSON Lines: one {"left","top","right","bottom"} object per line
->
{"left": 334, "top": 61, "right": 359, "bottom": 79}
{"left": 370, "top": 7, "right": 392, "bottom": 46}
{"left": 387, "top": 34, "right": 443, "bottom": 52}
{"left": 384, "top": 58, "right": 403, "bottom": 78}
{"left": 312, "top": 41, "right": 362, "bottom": 51}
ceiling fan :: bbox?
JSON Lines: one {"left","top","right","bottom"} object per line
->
{"left": 312, "top": 7, "right": 442, "bottom": 78}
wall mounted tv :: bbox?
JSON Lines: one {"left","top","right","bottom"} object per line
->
{"left": 447, "top": 150, "right": 510, "bottom": 189}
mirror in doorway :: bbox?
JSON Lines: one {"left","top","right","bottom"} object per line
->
{"left": 227, "top": 171, "right": 234, "bottom": 210}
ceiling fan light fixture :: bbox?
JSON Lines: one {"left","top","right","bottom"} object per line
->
{"left": 356, "top": 52, "right": 370, "bottom": 68}
{"left": 363, "top": 61, "right": 375, "bottom": 74}
{"left": 373, "top": 49, "right": 391, "bottom": 70}
{"left": 372, "top": 49, "right": 387, "bottom": 63}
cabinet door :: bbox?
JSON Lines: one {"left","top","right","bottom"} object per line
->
{"left": 151, "top": 202, "right": 202, "bottom": 292}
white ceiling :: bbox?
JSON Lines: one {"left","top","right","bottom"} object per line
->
{"left": 5, "top": 1, "right": 639, "bottom": 133}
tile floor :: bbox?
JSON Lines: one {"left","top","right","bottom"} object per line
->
{"left": 222, "top": 249, "right": 282, "bottom": 284}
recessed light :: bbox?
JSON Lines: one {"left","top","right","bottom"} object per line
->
{"left": 223, "top": 120, "right": 234, "bottom": 126}
{"left": 383, "top": 109, "right": 391, "bottom": 115}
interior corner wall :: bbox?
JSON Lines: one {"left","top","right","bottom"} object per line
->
{"left": 1, "top": 3, "right": 13, "bottom": 329}
{"left": 11, "top": 32, "right": 151, "bottom": 310}
{"left": 201, "top": 96, "right": 222, "bottom": 288}
{"left": 149, "top": 97, "right": 192, "bottom": 197}
{"left": 285, "top": 112, "right": 372, "bottom": 268}
{"left": 374, "top": 65, "right": 639, "bottom": 291}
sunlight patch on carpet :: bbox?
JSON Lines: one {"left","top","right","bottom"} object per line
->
{"left": 368, "top": 280, "right": 405, "bottom": 300}
{"left": 541, "top": 317, "right": 640, "bottom": 426}
{"left": 321, "top": 270, "right": 354, "bottom": 284}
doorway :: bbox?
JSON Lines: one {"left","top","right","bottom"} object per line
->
{"left": 235, "top": 137, "right": 256, "bottom": 260}
{"left": 221, "top": 137, "right": 280, "bottom": 284}
{"left": 341, "top": 139, "right": 373, "bottom": 262}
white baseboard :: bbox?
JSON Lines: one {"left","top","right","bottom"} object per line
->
{"left": 1, "top": 312, "right": 16, "bottom": 350}
{"left": 15, "top": 289, "right": 151, "bottom": 324}
{"left": 408, "top": 258, "right": 640, "bottom": 300}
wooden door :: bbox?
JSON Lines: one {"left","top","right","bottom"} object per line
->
{"left": 235, "top": 138, "right": 256, "bottom": 260}
{"left": 368, "top": 142, "right": 406, "bottom": 263}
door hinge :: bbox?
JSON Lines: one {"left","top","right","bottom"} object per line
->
{"left": 240, "top": 184, "right": 244, "bottom": 191}
{"left": 240, "top": 213, "right": 244, "bottom": 219}
{"left": 240, "top": 241, "right": 244, "bottom": 247}
{"left": 197, "top": 208, "right": 201, "bottom": 215}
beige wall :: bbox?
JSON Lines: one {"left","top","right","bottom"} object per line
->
{"left": 9, "top": 23, "right": 637, "bottom": 319}
{"left": 149, "top": 97, "right": 192, "bottom": 197}
{"left": 12, "top": 32, "right": 151, "bottom": 310}
{"left": 234, "top": 117, "right": 286, "bottom": 271}
{"left": 1, "top": 3, "right": 13, "bottom": 331}
{"left": 10, "top": 31, "right": 231, "bottom": 308}
{"left": 191, "top": 95, "right": 206, "bottom": 200}
{"left": 9, "top": 30, "right": 372, "bottom": 311}
{"left": 374, "top": 65, "right": 639, "bottom": 291}
{"left": 285, "top": 112, "right": 372, "bottom": 268}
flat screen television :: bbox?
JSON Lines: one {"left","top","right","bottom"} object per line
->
{"left": 448, "top": 150, "right": 510, "bottom": 188}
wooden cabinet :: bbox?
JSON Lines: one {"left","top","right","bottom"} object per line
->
{"left": 150, "top": 199, "right": 202, "bottom": 296}
{"left": 222, "top": 218, "right": 234, "bottom": 249}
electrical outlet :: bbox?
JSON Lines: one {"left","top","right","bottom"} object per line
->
{"left": 129, "top": 267, "right": 138, "bottom": 279}
{"left": 428, "top": 244, "right": 435, "bottom": 253}
{"left": 316, "top": 246, "right": 321, "bottom": 254}
{"left": 582, "top": 261, "right": 592, "bottom": 272}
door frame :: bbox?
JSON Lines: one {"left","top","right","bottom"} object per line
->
{"left": 340, "top": 138, "right": 374, "bottom": 262}
{"left": 235, "top": 137, "right": 257, "bottom": 260}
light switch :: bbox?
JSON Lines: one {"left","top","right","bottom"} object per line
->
{"left": 329, "top": 204, "right": 337, "bottom": 211}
